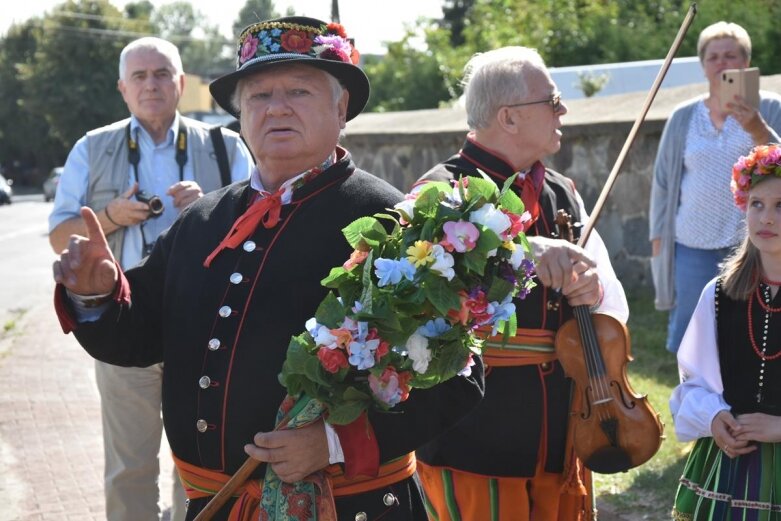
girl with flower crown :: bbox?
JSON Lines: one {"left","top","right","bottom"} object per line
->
{"left": 670, "top": 143, "right": 781, "bottom": 520}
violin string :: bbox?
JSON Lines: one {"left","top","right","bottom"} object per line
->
{"left": 576, "top": 306, "right": 611, "bottom": 422}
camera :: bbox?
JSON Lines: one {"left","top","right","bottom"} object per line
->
{"left": 136, "top": 191, "right": 164, "bottom": 218}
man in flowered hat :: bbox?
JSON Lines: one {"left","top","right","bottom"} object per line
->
{"left": 413, "top": 46, "right": 629, "bottom": 521}
{"left": 51, "top": 16, "right": 483, "bottom": 521}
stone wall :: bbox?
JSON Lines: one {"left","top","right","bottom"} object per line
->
{"left": 341, "top": 75, "right": 781, "bottom": 292}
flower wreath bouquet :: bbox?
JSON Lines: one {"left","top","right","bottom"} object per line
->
{"left": 257, "top": 174, "right": 536, "bottom": 520}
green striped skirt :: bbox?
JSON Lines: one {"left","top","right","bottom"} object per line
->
{"left": 672, "top": 437, "right": 781, "bottom": 520}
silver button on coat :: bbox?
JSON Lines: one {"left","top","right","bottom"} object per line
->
{"left": 243, "top": 241, "right": 256, "bottom": 252}
{"left": 196, "top": 419, "right": 208, "bottom": 432}
{"left": 230, "top": 273, "right": 243, "bottom": 284}
{"left": 354, "top": 513, "right": 367, "bottom": 521}
{"left": 208, "top": 338, "right": 221, "bottom": 351}
{"left": 199, "top": 376, "right": 211, "bottom": 389}
{"left": 218, "top": 306, "right": 232, "bottom": 318}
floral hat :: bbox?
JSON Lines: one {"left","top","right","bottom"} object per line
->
{"left": 731, "top": 143, "right": 781, "bottom": 210}
{"left": 209, "top": 16, "right": 369, "bottom": 120}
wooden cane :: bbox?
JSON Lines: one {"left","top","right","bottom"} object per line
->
{"left": 192, "top": 457, "right": 260, "bottom": 521}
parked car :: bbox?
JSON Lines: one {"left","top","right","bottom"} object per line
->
{"left": 0, "top": 173, "right": 12, "bottom": 205}
{"left": 43, "top": 167, "right": 63, "bottom": 202}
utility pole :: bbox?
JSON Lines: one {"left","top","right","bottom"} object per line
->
{"left": 331, "top": 0, "right": 340, "bottom": 23}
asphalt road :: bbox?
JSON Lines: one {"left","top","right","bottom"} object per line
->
{"left": 0, "top": 194, "right": 56, "bottom": 330}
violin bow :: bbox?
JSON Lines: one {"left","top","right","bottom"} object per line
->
{"left": 577, "top": 3, "right": 698, "bottom": 248}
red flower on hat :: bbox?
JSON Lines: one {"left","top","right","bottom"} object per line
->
{"left": 327, "top": 23, "right": 347, "bottom": 38}
{"left": 280, "top": 30, "right": 313, "bottom": 53}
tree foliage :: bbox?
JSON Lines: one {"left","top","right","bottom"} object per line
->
{"left": 367, "top": 0, "right": 781, "bottom": 112}
{"left": 233, "top": 0, "right": 279, "bottom": 38}
{"left": 0, "top": 0, "right": 266, "bottom": 179}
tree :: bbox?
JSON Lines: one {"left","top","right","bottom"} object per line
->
{"left": 363, "top": 31, "right": 453, "bottom": 113}
{"left": 233, "top": 0, "right": 279, "bottom": 38}
{"left": 439, "top": 0, "right": 474, "bottom": 47}
{"left": 151, "top": 1, "right": 232, "bottom": 77}
{"left": 0, "top": 20, "right": 68, "bottom": 178}
{"left": 21, "top": 0, "right": 129, "bottom": 151}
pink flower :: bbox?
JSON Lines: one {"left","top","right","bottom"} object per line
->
{"left": 441, "top": 220, "right": 479, "bottom": 253}
{"left": 369, "top": 367, "right": 411, "bottom": 406}
{"left": 343, "top": 249, "right": 369, "bottom": 270}
{"left": 317, "top": 347, "right": 348, "bottom": 373}
{"left": 502, "top": 210, "right": 527, "bottom": 239}
{"left": 239, "top": 35, "right": 259, "bottom": 64}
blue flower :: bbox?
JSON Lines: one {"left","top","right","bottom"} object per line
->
{"left": 271, "top": 28, "right": 282, "bottom": 37}
{"left": 348, "top": 338, "right": 379, "bottom": 370}
{"left": 418, "top": 317, "right": 452, "bottom": 338}
{"left": 374, "top": 258, "right": 416, "bottom": 287}
{"left": 270, "top": 42, "right": 281, "bottom": 52}
{"left": 488, "top": 294, "right": 516, "bottom": 335}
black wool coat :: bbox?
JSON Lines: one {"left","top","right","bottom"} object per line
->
{"left": 69, "top": 154, "right": 485, "bottom": 520}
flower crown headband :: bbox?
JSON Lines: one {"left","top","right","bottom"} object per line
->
{"left": 237, "top": 21, "right": 359, "bottom": 69}
{"left": 731, "top": 144, "right": 781, "bottom": 211}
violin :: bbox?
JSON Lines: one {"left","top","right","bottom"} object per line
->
{"left": 554, "top": 211, "right": 663, "bottom": 474}
{"left": 552, "top": 3, "right": 698, "bottom": 473}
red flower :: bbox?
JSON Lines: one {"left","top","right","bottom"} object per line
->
{"left": 317, "top": 347, "right": 348, "bottom": 373}
{"left": 280, "top": 30, "right": 313, "bottom": 53}
{"left": 367, "top": 328, "right": 390, "bottom": 361}
{"left": 327, "top": 23, "right": 347, "bottom": 38}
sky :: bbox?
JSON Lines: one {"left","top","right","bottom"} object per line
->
{"left": 3, "top": 0, "right": 445, "bottom": 55}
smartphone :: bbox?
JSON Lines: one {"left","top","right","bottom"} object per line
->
{"left": 719, "top": 67, "right": 760, "bottom": 112}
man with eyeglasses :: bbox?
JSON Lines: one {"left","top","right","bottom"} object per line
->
{"left": 413, "top": 46, "right": 628, "bottom": 521}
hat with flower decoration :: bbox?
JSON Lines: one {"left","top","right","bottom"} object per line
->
{"left": 731, "top": 143, "right": 781, "bottom": 210}
{"left": 210, "top": 16, "right": 369, "bottom": 121}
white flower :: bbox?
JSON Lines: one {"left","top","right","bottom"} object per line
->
{"left": 394, "top": 198, "right": 416, "bottom": 222}
{"left": 469, "top": 203, "right": 511, "bottom": 238}
{"left": 510, "top": 244, "right": 526, "bottom": 270}
{"left": 429, "top": 244, "right": 455, "bottom": 280}
{"left": 405, "top": 332, "right": 431, "bottom": 374}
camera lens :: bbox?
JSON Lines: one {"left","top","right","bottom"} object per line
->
{"left": 147, "top": 196, "right": 164, "bottom": 216}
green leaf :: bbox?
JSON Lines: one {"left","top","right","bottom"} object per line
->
{"left": 476, "top": 227, "right": 503, "bottom": 253}
{"left": 498, "top": 187, "right": 525, "bottom": 215}
{"left": 326, "top": 386, "right": 373, "bottom": 425}
{"left": 486, "top": 276, "right": 514, "bottom": 303}
{"left": 465, "top": 176, "right": 498, "bottom": 204}
{"left": 321, "top": 266, "right": 351, "bottom": 288}
{"left": 423, "top": 275, "right": 462, "bottom": 317}
{"left": 314, "top": 292, "right": 346, "bottom": 329}
{"left": 500, "top": 172, "right": 519, "bottom": 196}
{"left": 414, "top": 183, "right": 447, "bottom": 217}
{"left": 419, "top": 217, "right": 437, "bottom": 242}
{"left": 342, "top": 217, "right": 381, "bottom": 249}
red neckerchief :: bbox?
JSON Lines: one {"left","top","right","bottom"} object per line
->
{"left": 515, "top": 161, "right": 545, "bottom": 225}
{"left": 203, "top": 158, "right": 333, "bottom": 268}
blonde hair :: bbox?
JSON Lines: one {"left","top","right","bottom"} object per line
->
{"left": 721, "top": 236, "right": 761, "bottom": 301}
{"left": 697, "top": 21, "right": 752, "bottom": 62}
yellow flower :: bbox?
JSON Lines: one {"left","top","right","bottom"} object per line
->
{"left": 406, "top": 240, "right": 434, "bottom": 267}
{"left": 502, "top": 240, "right": 516, "bottom": 251}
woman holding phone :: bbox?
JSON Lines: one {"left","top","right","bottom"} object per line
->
{"left": 649, "top": 21, "right": 781, "bottom": 354}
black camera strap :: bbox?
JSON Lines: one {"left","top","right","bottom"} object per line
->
{"left": 126, "top": 120, "right": 188, "bottom": 181}
{"left": 125, "top": 119, "right": 188, "bottom": 255}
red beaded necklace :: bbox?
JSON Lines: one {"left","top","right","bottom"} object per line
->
{"left": 748, "top": 285, "right": 781, "bottom": 361}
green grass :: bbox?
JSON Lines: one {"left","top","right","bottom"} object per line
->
{"left": 593, "top": 289, "right": 691, "bottom": 519}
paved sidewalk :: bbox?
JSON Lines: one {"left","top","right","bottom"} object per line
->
{"left": 0, "top": 294, "right": 177, "bottom": 521}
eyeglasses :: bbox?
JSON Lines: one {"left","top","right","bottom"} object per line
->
{"left": 506, "top": 92, "right": 562, "bottom": 112}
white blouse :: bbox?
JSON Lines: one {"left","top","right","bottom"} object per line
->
{"left": 669, "top": 278, "right": 731, "bottom": 441}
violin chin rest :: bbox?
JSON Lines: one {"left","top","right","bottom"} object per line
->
{"left": 584, "top": 446, "right": 632, "bottom": 474}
